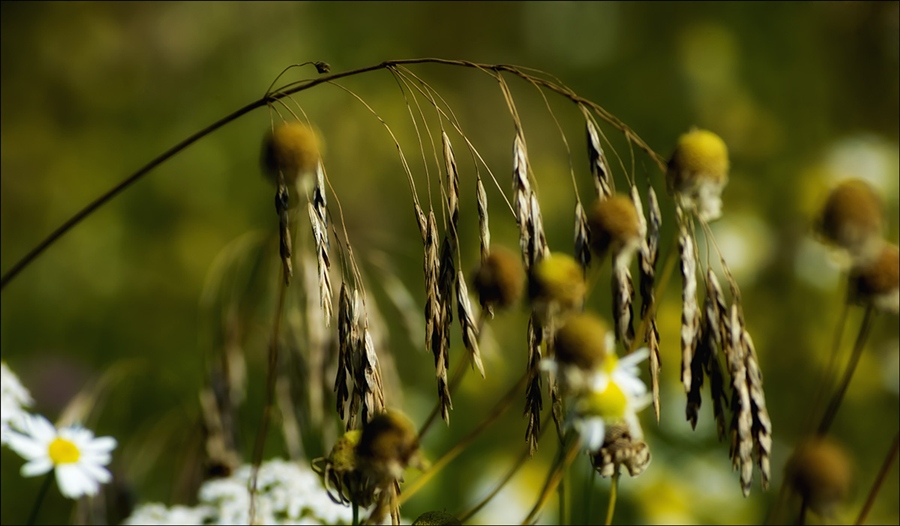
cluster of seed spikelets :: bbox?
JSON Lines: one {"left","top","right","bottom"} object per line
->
{"left": 666, "top": 128, "right": 772, "bottom": 497}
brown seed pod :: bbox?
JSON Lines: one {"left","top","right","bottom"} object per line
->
{"left": 587, "top": 194, "right": 642, "bottom": 261}
{"left": 356, "top": 410, "right": 422, "bottom": 483}
{"left": 849, "top": 242, "right": 899, "bottom": 314}
{"left": 553, "top": 313, "right": 611, "bottom": 371}
{"left": 473, "top": 247, "right": 525, "bottom": 311}
{"left": 816, "top": 179, "right": 883, "bottom": 262}
{"left": 262, "top": 122, "right": 322, "bottom": 185}
{"left": 784, "top": 437, "right": 853, "bottom": 518}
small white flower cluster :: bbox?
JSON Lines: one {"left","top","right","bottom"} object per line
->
{"left": 124, "top": 459, "right": 368, "bottom": 525}
{"left": 1, "top": 361, "right": 118, "bottom": 500}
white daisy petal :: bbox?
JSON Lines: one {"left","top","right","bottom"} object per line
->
{"left": 21, "top": 458, "right": 54, "bottom": 477}
{"left": 7, "top": 432, "right": 46, "bottom": 460}
{"left": 56, "top": 463, "right": 96, "bottom": 498}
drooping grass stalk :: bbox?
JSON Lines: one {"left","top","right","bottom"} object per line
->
{"left": 605, "top": 470, "right": 619, "bottom": 526}
{"left": 522, "top": 434, "right": 583, "bottom": 525}
{"left": 398, "top": 369, "right": 529, "bottom": 506}
{"left": 26, "top": 472, "right": 53, "bottom": 526}
{"left": 816, "top": 305, "right": 875, "bottom": 436}
{"left": 803, "top": 293, "right": 849, "bottom": 436}
{"left": 855, "top": 432, "right": 900, "bottom": 525}
{"left": 248, "top": 270, "right": 289, "bottom": 523}
{"left": 0, "top": 58, "right": 664, "bottom": 292}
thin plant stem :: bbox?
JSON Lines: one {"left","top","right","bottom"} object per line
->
{"left": 352, "top": 500, "right": 360, "bottom": 526}
{"left": 521, "top": 435, "right": 583, "bottom": 525}
{"left": 27, "top": 472, "right": 54, "bottom": 526}
{"left": 605, "top": 470, "right": 619, "bottom": 526}
{"left": 804, "top": 295, "right": 849, "bottom": 435}
{"left": 797, "top": 496, "right": 808, "bottom": 526}
{"left": 855, "top": 432, "right": 900, "bottom": 525}
{"left": 559, "top": 445, "right": 569, "bottom": 526}
{"left": 1, "top": 58, "right": 664, "bottom": 292}
{"left": 398, "top": 370, "right": 529, "bottom": 506}
{"left": 817, "top": 305, "right": 875, "bottom": 436}
{"left": 585, "top": 467, "right": 597, "bottom": 523}
{"left": 248, "top": 270, "right": 289, "bottom": 523}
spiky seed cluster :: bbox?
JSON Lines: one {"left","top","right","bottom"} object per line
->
{"left": 784, "top": 438, "right": 853, "bottom": 518}
{"left": 666, "top": 128, "right": 729, "bottom": 221}
{"left": 528, "top": 253, "right": 586, "bottom": 322}
{"left": 553, "top": 314, "right": 610, "bottom": 371}
{"left": 816, "top": 179, "right": 883, "bottom": 263}
{"left": 356, "top": 410, "right": 423, "bottom": 484}
{"left": 587, "top": 194, "right": 642, "bottom": 262}
{"left": 848, "top": 242, "right": 899, "bottom": 314}
{"left": 590, "top": 423, "right": 651, "bottom": 478}
{"left": 262, "top": 122, "right": 322, "bottom": 186}
{"left": 312, "top": 429, "right": 369, "bottom": 506}
{"left": 412, "top": 511, "right": 462, "bottom": 525}
{"left": 473, "top": 247, "right": 525, "bottom": 312}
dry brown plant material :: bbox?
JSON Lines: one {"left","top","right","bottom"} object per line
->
{"left": 585, "top": 116, "right": 614, "bottom": 200}
{"left": 476, "top": 176, "right": 490, "bottom": 263}
{"left": 456, "top": 271, "right": 484, "bottom": 378}
{"left": 784, "top": 437, "right": 853, "bottom": 518}
{"left": 473, "top": 247, "right": 525, "bottom": 314}
{"left": 848, "top": 242, "right": 900, "bottom": 314}
{"left": 309, "top": 162, "right": 333, "bottom": 325}
{"left": 638, "top": 184, "right": 662, "bottom": 421}
{"left": 524, "top": 314, "right": 544, "bottom": 456}
{"left": 677, "top": 206, "right": 700, "bottom": 398}
{"left": 591, "top": 423, "right": 651, "bottom": 478}
{"left": 574, "top": 202, "right": 592, "bottom": 271}
{"left": 816, "top": 178, "right": 884, "bottom": 264}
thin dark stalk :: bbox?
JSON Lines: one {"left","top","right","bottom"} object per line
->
{"left": 605, "top": 470, "right": 619, "bottom": 526}
{"left": 585, "top": 467, "right": 597, "bottom": 524}
{"left": 817, "top": 305, "right": 875, "bottom": 436}
{"left": 27, "top": 472, "right": 54, "bottom": 526}
{"left": 248, "top": 272, "right": 289, "bottom": 523}
{"left": 855, "top": 432, "right": 900, "bottom": 525}
{"left": 352, "top": 501, "right": 360, "bottom": 526}
{"left": 797, "top": 496, "right": 808, "bottom": 526}
{"left": 521, "top": 435, "right": 583, "bottom": 525}
{"left": 1, "top": 58, "right": 663, "bottom": 292}
{"left": 804, "top": 296, "right": 849, "bottom": 436}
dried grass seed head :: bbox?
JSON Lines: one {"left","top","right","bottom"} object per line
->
{"left": 784, "top": 437, "right": 853, "bottom": 518}
{"left": 356, "top": 410, "right": 423, "bottom": 482}
{"left": 528, "top": 253, "right": 586, "bottom": 319}
{"left": 473, "top": 247, "right": 525, "bottom": 310}
{"left": 666, "top": 128, "right": 729, "bottom": 221}
{"left": 817, "top": 178, "right": 884, "bottom": 264}
{"left": 262, "top": 122, "right": 323, "bottom": 186}
{"left": 587, "top": 194, "right": 642, "bottom": 261}
{"left": 849, "top": 242, "right": 899, "bottom": 314}
{"left": 553, "top": 313, "right": 611, "bottom": 371}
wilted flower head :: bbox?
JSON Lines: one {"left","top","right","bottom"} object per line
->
{"left": 262, "top": 121, "right": 323, "bottom": 187}
{"left": 666, "top": 128, "right": 730, "bottom": 221}
{"left": 784, "top": 437, "right": 853, "bottom": 518}
{"left": 473, "top": 247, "right": 525, "bottom": 311}
{"left": 1, "top": 361, "right": 33, "bottom": 444}
{"left": 848, "top": 242, "right": 899, "bottom": 314}
{"left": 542, "top": 314, "right": 615, "bottom": 395}
{"left": 356, "top": 410, "right": 425, "bottom": 484}
{"left": 816, "top": 178, "right": 883, "bottom": 265}
{"left": 587, "top": 194, "right": 642, "bottom": 264}
{"left": 528, "top": 253, "right": 586, "bottom": 322}
{"left": 590, "top": 423, "right": 651, "bottom": 478}
{"left": 6, "top": 413, "right": 117, "bottom": 499}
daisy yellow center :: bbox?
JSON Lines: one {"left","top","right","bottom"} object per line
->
{"left": 582, "top": 381, "right": 627, "bottom": 419}
{"left": 48, "top": 437, "right": 80, "bottom": 465}
{"left": 603, "top": 355, "right": 619, "bottom": 375}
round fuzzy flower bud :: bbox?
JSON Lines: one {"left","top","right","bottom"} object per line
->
{"left": 849, "top": 242, "right": 899, "bottom": 314}
{"left": 666, "top": 128, "right": 729, "bottom": 221}
{"left": 587, "top": 194, "right": 642, "bottom": 262}
{"left": 262, "top": 122, "right": 322, "bottom": 186}
{"left": 412, "top": 511, "right": 462, "bottom": 525}
{"left": 784, "top": 438, "right": 852, "bottom": 518}
{"left": 473, "top": 247, "right": 525, "bottom": 310}
{"left": 816, "top": 179, "right": 883, "bottom": 265}
{"left": 554, "top": 313, "right": 611, "bottom": 371}
{"left": 356, "top": 410, "right": 423, "bottom": 483}
{"left": 528, "top": 253, "right": 586, "bottom": 320}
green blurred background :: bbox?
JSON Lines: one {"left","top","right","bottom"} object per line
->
{"left": 1, "top": 2, "right": 898, "bottom": 524}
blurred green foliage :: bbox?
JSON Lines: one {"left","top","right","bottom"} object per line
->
{"left": 1, "top": 2, "right": 898, "bottom": 525}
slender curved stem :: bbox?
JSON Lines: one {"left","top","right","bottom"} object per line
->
{"left": 605, "top": 470, "right": 619, "bottom": 525}
{"left": 1, "top": 58, "right": 663, "bottom": 292}
{"left": 27, "top": 472, "right": 54, "bottom": 526}
{"left": 522, "top": 435, "right": 583, "bottom": 525}
{"left": 855, "top": 432, "right": 900, "bottom": 525}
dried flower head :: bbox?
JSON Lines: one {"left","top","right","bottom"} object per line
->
{"left": 262, "top": 122, "right": 322, "bottom": 186}
{"left": 784, "top": 437, "right": 853, "bottom": 518}
{"left": 590, "top": 423, "right": 651, "bottom": 478}
{"left": 666, "top": 128, "right": 729, "bottom": 221}
{"left": 587, "top": 194, "right": 642, "bottom": 262}
{"left": 848, "top": 242, "right": 899, "bottom": 314}
{"left": 816, "top": 179, "right": 883, "bottom": 264}
{"left": 356, "top": 410, "right": 424, "bottom": 483}
{"left": 528, "top": 253, "right": 586, "bottom": 321}
{"left": 552, "top": 313, "right": 611, "bottom": 371}
{"left": 473, "top": 247, "right": 525, "bottom": 311}
{"left": 412, "top": 510, "right": 462, "bottom": 525}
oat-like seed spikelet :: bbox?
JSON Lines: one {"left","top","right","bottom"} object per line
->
{"left": 442, "top": 131, "right": 460, "bottom": 250}
{"left": 586, "top": 118, "right": 614, "bottom": 200}
{"left": 360, "top": 324, "right": 386, "bottom": 424}
{"left": 612, "top": 256, "right": 635, "bottom": 349}
{"left": 335, "top": 283, "right": 354, "bottom": 422}
{"left": 705, "top": 270, "right": 729, "bottom": 441}
{"left": 456, "top": 270, "right": 484, "bottom": 378}
{"left": 309, "top": 162, "right": 333, "bottom": 325}
{"left": 686, "top": 315, "right": 708, "bottom": 429}
{"left": 476, "top": 176, "right": 490, "bottom": 264}
{"left": 727, "top": 304, "right": 753, "bottom": 497}
{"left": 742, "top": 327, "right": 772, "bottom": 490}
{"left": 513, "top": 134, "right": 533, "bottom": 268}
{"left": 639, "top": 184, "right": 662, "bottom": 421}
{"left": 524, "top": 314, "right": 544, "bottom": 455}
{"left": 574, "top": 202, "right": 592, "bottom": 271}
{"left": 677, "top": 206, "right": 700, "bottom": 395}
{"left": 437, "top": 236, "right": 455, "bottom": 423}
{"left": 276, "top": 184, "right": 293, "bottom": 285}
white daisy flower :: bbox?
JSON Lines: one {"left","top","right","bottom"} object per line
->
{"left": 6, "top": 413, "right": 117, "bottom": 499}
{"left": 569, "top": 347, "right": 651, "bottom": 453}
{"left": 1, "top": 361, "right": 33, "bottom": 444}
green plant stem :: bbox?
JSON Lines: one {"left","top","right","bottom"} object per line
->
{"left": 855, "top": 432, "right": 900, "bottom": 525}
{"left": 585, "top": 467, "right": 597, "bottom": 524}
{"left": 398, "top": 369, "right": 529, "bottom": 506}
{"left": 522, "top": 435, "right": 583, "bottom": 525}
{"left": 605, "top": 470, "right": 619, "bottom": 525}
{"left": 804, "top": 297, "right": 849, "bottom": 435}
{"left": 27, "top": 472, "right": 54, "bottom": 526}
{"left": 559, "top": 449, "right": 569, "bottom": 526}
{"left": 816, "top": 305, "right": 875, "bottom": 436}
{"left": 352, "top": 500, "right": 360, "bottom": 526}
{"left": 0, "top": 58, "right": 665, "bottom": 292}
{"left": 248, "top": 272, "right": 289, "bottom": 523}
